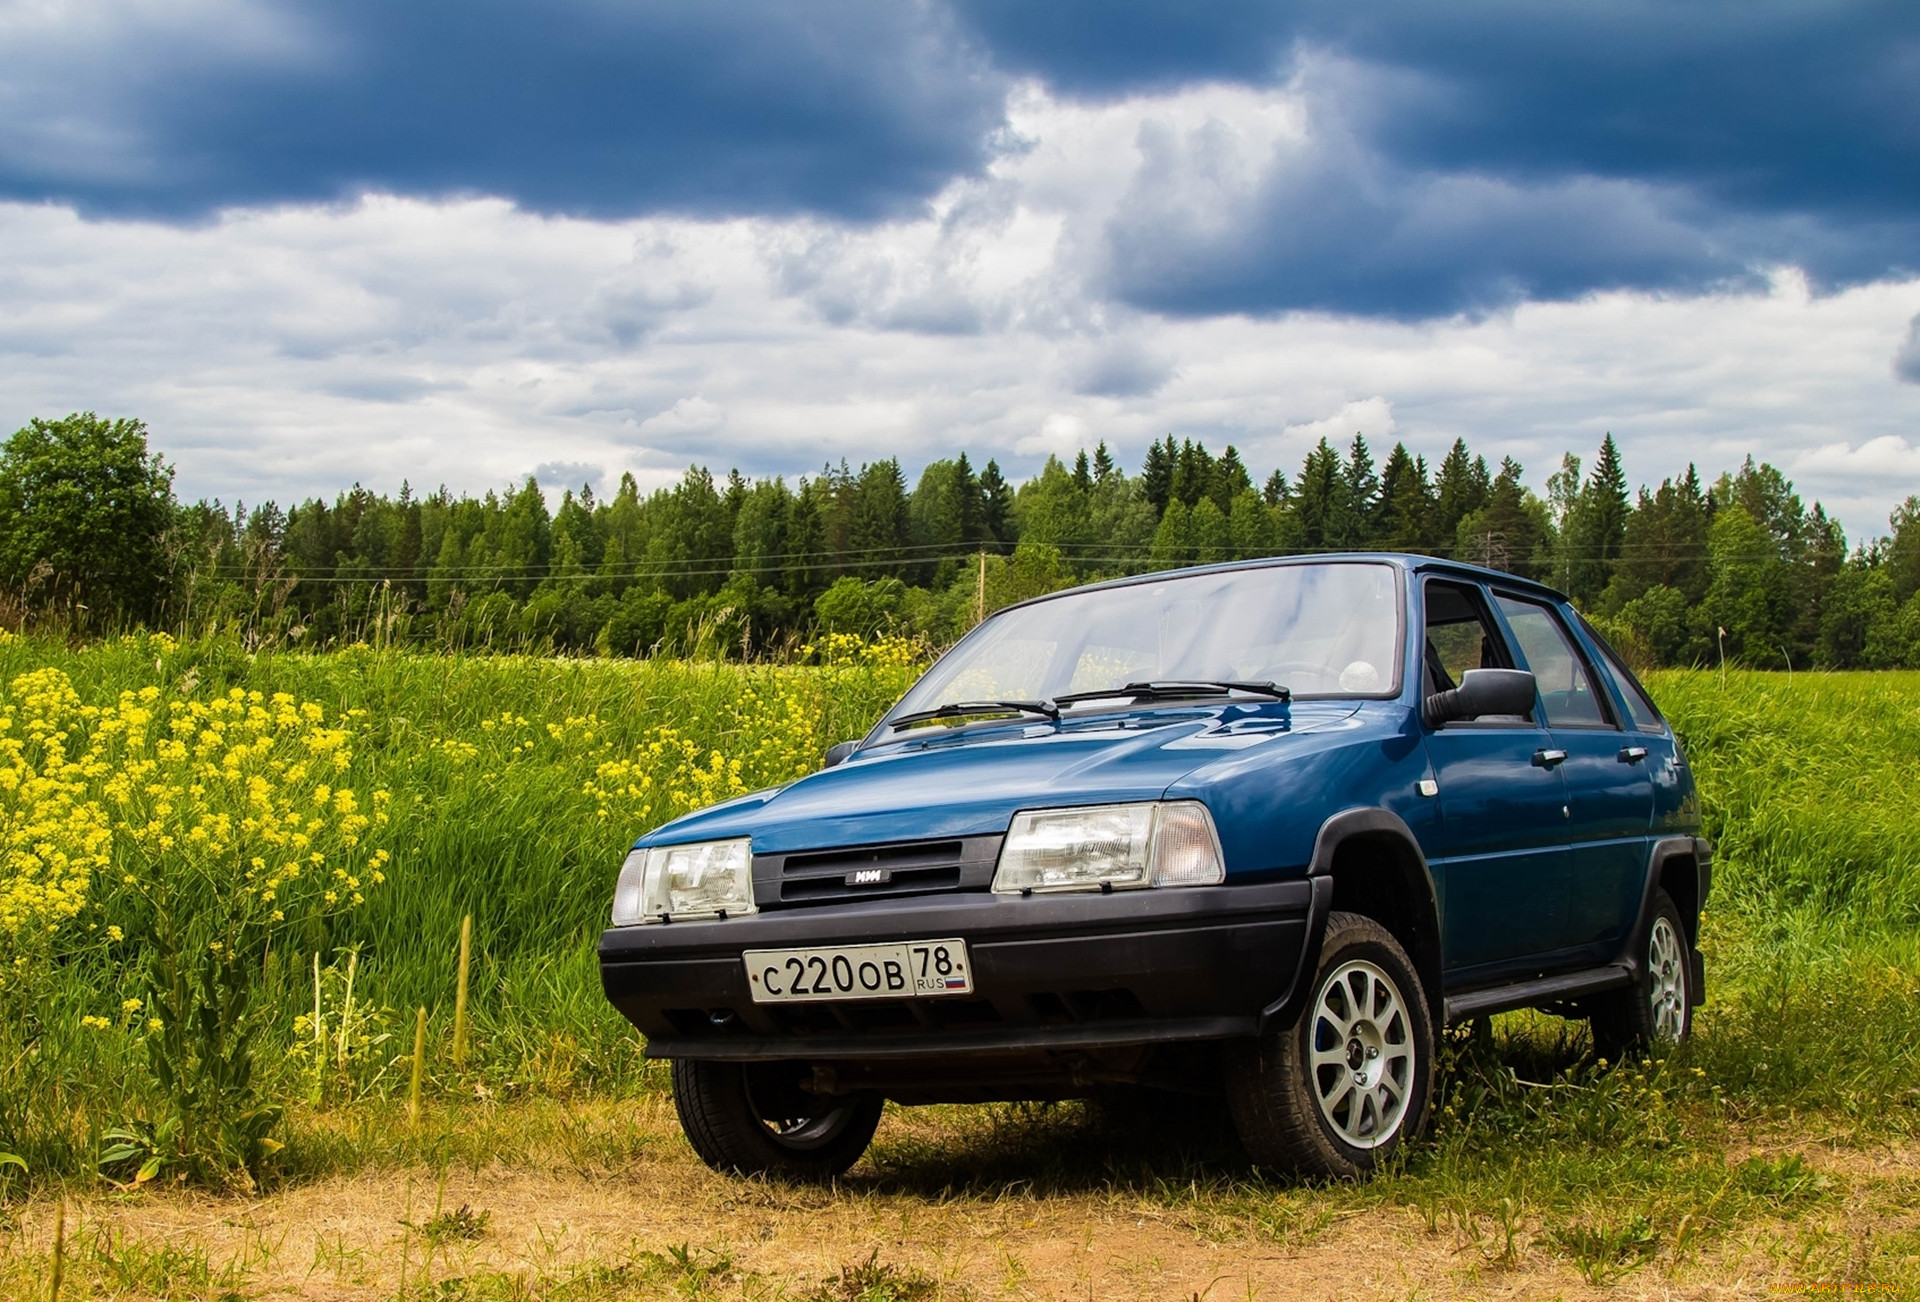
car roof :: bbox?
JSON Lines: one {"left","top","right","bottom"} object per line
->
{"left": 992, "top": 552, "right": 1571, "bottom": 617}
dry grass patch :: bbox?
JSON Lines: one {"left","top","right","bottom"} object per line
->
{"left": 4, "top": 1100, "right": 1918, "bottom": 1300}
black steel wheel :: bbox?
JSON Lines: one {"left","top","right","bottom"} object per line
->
{"left": 671, "top": 1058, "right": 883, "bottom": 1182}
{"left": 1225, "top": 912, "right": 1434, "bottom": 1179}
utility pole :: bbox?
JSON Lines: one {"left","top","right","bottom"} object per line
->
{"left": 975, "top": 549, "right": 987, "bottom": 627}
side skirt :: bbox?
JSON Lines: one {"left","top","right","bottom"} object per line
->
{"left": 1444, "top": 964, "right": 1632, "bottom": 1024}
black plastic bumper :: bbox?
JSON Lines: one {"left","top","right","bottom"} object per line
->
{"left": 598, "top": 879, "right": 1321, "bottom": 1061}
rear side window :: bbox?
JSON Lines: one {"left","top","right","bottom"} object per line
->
{"left": 1494, "top": 595, "right": 1615, "bottom": 729}
{"left": 1587, "top": 633, "right": 1665, "bottom": 733}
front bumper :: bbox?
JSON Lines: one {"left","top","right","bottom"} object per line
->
{"left": 598, "top": 878, "right": 1321, "bottom": 1061}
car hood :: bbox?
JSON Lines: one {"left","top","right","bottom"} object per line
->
{"left": 640, "top": 701, "right": 1363, "bottom": 854}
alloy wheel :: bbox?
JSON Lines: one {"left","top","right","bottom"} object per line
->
{"left": 1647, "top": 915, "right": 1688, "bottom": 1042}
{"left": 1308, "top": 959, "right": 1415, "bottom": 1149}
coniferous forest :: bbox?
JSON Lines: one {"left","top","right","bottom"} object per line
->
{"left": 5, "top": 412, "right": 1919, "bottom": 670}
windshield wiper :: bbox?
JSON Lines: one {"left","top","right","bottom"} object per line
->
{"left": 889, "top": 699, "right": 1061, "bottom": 731}
{"left": 1051, "top": 680, "right": 1291, "bottom": 707}
{"left": 888, "top": 681, "right": 1285, "bottom": 733}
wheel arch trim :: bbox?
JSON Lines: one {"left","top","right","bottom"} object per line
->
{"left": 1621, "top": 834, "right": 1711, "bottom": 1007}
{"left": 1260, "top": 807, "right": 1443, "bottom": 1030}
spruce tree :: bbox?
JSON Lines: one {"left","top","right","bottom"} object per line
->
{"left": 1173, "top": 438, "right": 1216, "bottom": 509}
{"left": 849, "top": 459, "right": 911, "bottom": 577}
{"left": 1433, "top": 438, "right": 1491, "bottom": 552}
{"left": 1292, "top": 440, "right": 1342, "bottom": 550}
{"left": 1375, "top": 444, "right": 1435, "bottom": 552}
{"left": 1215, "top": 445, "right": 1253, "bottom": 510}
{"left": 1455, "top": 458, "right": 1548, "bottom": 578}
{"left": 978, "top": 459, "right": 1013, "bottom": 549}
{"left": 1328, "top": 434, "right": 1379, "bottom": 548}
{"left": 1565, "top": 434, "right": 1629, "bottom": 605}
{"left": 818, "top": 459, "right": 855, "bottom": 572}
{"left": 1092, "top": 441, "right": 1116, "bottom": 483}
{"left": 397, "top": 490, "right": 425, "bottom": 598}
{"left": 956, "top": 452, "right": 986, "bottom": 545}
{"left": 1141, "top": 436, "right": 1175, "bottom": 516}
{"left": 1263, "top": 468, "right": 1289, "bottom": 508}
{"left": 782, "top": 481, "right": 827, "bottom": 598}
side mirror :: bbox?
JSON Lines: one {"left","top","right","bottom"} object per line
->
{"left": 1423, "top": 668, "right": 1536, "bottom": 729}
{"left": 823, "top": 740, "right": 861, "bottom": 769}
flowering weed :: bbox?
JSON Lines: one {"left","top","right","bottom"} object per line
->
{"left": 0, "top": 654, "right": 393, "bottom": 1185}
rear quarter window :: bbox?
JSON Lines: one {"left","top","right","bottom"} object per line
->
{"left": 1586, "top": 629, "right": 1666, "bottom": 734}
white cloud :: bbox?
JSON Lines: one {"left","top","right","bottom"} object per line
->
{"left": 1283, "top": 398, "right": 1397, "bottom": 453}
{"left": 0, "top": 84, "right": 1918, "bottom": 542}
{"left": 636, "top": 395, "right": 728, "bottom": 441}
{"left": 1791, "top": 437, "right": 1920, "bottom": 482}
{"left": 1017, "top": 411, "right": 1090, "bottom": 459}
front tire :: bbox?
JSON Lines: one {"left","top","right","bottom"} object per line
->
{"left": 1589, "top": 888, "right": 1693, "bottom": 1060}
{"left": 1226, "top": 912, "right": 1434, "bottom": 1179}
{"left": 671, "top": 1059, "right": 883, "bottom": 1182}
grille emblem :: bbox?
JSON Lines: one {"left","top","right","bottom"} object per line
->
{"left": 846, "top": 867, "right": 892, "bottom": 886}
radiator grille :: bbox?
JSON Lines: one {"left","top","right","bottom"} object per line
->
{"left": 753, "top": 834, "right": 1001, "bottom": 907}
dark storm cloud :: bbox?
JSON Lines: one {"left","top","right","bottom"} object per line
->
{"left": 954, "top": 0, "right": 1919, "bottom": 222}
{"left": 0, "top": 0, "right": 1006, "bottom": 221}
{"left": 1, "top": 0, "right": 1915, "bottom": 321}
{"left": 1101, "top": 77, "right": 1761, "bottom": 320}
{"left": 1898, "top": 315, "right": 1920, "bottom": 384}
{"left": 959, "top": 0, "right": 1920, "bottom": 314}
{"left": 1068, "top": 337, "right": 1174, "bottom": 397}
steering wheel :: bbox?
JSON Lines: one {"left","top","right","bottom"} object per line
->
{"left": 1250, "top": 660, "right": 1335, "bottom": 692}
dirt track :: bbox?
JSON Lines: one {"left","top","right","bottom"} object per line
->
{"left": 8, "top": 1104, "right": 1914, "bottom": 1300}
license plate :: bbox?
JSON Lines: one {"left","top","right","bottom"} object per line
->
{"left": 744, "top": 939, "right": 972, "bottom": 1004}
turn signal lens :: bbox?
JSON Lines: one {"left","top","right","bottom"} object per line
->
{"left": 1148, "top": 801, "right": 1227, "bottom": 886}
{"left": 610, "top": 848, "right": 650, "bottom": 925}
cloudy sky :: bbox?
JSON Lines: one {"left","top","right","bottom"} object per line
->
{"left": 2, "top": 0, "right": 1917, "bottom": 538}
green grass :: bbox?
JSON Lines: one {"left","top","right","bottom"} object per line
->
{"left": 3, "top": 645, "right": 1920, "bottom": 1287}
{"left": 0, "top": 634, "right": 915, "bottom": 1172}
{"left": 1652, "top": 670, "right": 1920, "bottom": 1124}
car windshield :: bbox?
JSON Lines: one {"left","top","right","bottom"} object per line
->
{"left": 887, "top": 562, "right": 1403, "bottom": 725}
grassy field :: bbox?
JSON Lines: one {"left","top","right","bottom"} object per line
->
{"left": 2, "top": 643, "right": 1919, "bottom": 1296}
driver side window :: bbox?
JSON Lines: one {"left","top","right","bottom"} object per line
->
{"left": 1422, "top": 580, "right": 1512, "bottom": 696}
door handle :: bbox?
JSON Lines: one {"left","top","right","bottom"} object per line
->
{"left": 1618, "top": 746, "right": 1648, "bottom": 763}
{"left": 1533, "top": 748, "right": 1568, "bottom": 768}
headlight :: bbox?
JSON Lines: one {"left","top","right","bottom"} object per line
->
{"left": 991, "top": 801, "right": 1225, "bottom": 893}
{"left": 610, "top": 838, "right": 755, "bottom": 925}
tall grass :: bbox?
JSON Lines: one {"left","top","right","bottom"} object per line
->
{"left": 0, "top": 634, "right": 916, "bottom": 1172}
{"left": 2, "top": 643, "right": 1917, "bottom": 1185}
{"left": 1651, "top": 669, "right": 1920, "bottom": 1122}
{"left": 1653, "top": 669, "right": 1920, "bottom": 926}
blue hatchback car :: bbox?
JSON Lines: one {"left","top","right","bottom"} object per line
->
{"left": 599, "top": 555, "right": 1708, "bottom": 1180}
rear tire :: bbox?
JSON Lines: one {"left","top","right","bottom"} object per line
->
{"left": 1225, "top": 912, "right": 1434, "bottom": 1179}
{"left": 1589, "top": 888, "right": 1693, "bottom": 1061}
{"left": 671, "top": 1059, "right": 883, "bottom": 1182}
